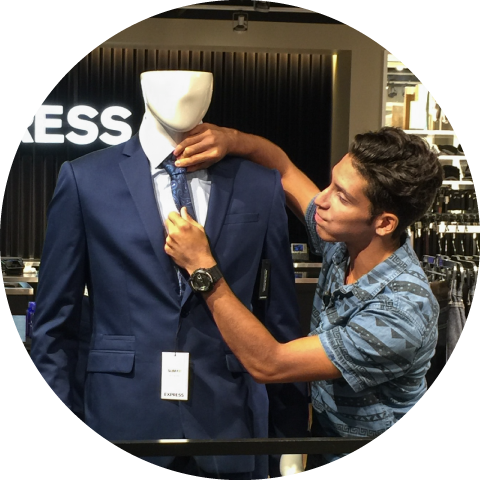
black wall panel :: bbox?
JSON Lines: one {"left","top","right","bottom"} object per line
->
{"left": 1, "top": 47, "right": 333, "bottom": 259}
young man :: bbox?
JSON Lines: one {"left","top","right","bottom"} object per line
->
{"left": 163, "top": 124, "right": 444, "bottom": 465}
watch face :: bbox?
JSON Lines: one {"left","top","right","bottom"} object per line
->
{"left": 191, "top": 270, "right": 213, "bottom": 292}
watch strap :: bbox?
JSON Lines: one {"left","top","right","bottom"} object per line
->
{"left": 206, "top": 264, "right": 223, "bottom": 284}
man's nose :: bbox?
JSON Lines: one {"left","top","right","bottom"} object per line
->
{"left": 315, "top": 188, "right": 329, "bottom": 209}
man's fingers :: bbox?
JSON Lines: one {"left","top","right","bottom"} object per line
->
{"left": 180, "top": 207, "right": 188, "bottom": 220}
{"left": 174, "top": 133, "right": 205, "bottom": 157}
{"left": 176, "top": 137, "right": 217, "bottom": 162}
{"left": 167, "top": 209, "right": 202, "bottom": 234}
{"left": 174, "top": 124, "right": 213, "bottom": 156}
{"left": 180, "top": 207, "right": 203, "bottom": 230}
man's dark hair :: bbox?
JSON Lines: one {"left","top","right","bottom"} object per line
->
{"left": 350, "top": 126, "right": 444, "bottom": 238}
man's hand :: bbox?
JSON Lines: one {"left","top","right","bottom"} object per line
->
{"left": 165, "top": 207, "right": 216, "bottom": 274}
{"left": 173, "top": 123, "right": 238, "bottom": 172}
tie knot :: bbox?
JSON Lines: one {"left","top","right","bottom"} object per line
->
{"left": 159, "top": 154, "right": 186, "bottom": 176}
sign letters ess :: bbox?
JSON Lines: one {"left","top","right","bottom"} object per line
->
{"left": 22, "top": 105, "right": 133, "bottom": 146}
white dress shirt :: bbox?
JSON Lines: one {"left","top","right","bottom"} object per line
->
{"left": 139, "top": 120, "right": 211, "bottom": 229}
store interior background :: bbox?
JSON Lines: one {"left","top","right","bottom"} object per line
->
{"left": 2, "top": 1, "right": 474, "bottom": 345}
{"left": 2, "top": 1, "right": 390, "bottom": 260}
{"left": 0, "top": 5, "right": 472, "bottom": 468}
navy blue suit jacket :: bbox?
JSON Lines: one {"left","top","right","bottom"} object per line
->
{"left": 30, "top": 135, "right": 308, "bottom": 476}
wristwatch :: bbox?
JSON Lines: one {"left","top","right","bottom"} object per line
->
{"left": 188, "top": 265, "right": 223, "bottom": 293}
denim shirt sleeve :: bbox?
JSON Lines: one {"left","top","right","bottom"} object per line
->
{"left": 318, "top": 304, "right": 424, "bottom": 393}
{"left": 305, "top": 195, "right": 325, "bottom": 257}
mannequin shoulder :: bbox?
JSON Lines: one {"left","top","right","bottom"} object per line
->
{"left": 69, "top": 135, "right": 139, "bottom": 172}
{"left": 71, "top": 143, "right": 121, "bottom": 167}
{"left": 215, "top": 154, "right": 278, "bottom": 178}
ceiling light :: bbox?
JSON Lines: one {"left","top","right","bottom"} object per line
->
{"left": 233, "top": 13, "right": 248, "bottom": 32}
{"left": 253, "top": 1, "right": 270, "bottom": 12}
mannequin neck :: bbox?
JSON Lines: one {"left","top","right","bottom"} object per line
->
{"left": 139, "top": 109, "right": 189, "bottom": 168}
{"left": 140, "top": 108, "right": 186, "bottom": 147}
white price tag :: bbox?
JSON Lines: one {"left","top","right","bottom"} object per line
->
{"left": 161, "top": 352, "right": 189, "bottom": 401}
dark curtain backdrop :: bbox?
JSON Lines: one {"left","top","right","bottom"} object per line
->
{"left": 1, "top": 47, "right": 333, "bottom": 259}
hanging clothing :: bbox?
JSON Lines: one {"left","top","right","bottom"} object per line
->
{"left": 427, "top": 269, "right": 469, "bottom": 385}
{"left": 427, "top": 280, "right": 449, "bottom": 386}
{"left": 446, "top": 274, "right": 467, "bottom": 359}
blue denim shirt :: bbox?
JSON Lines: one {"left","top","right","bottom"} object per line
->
{"left": 305, "top": 198, "right": 439, "bottom": 450}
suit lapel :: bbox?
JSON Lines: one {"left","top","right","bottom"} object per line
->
{"left": 204, "top": 160, "right": 236, "bottom": 249}
{"left": 119, "top": 136, "right": 179, "bottom": 291}
{"left": 181, "top": 160, "right": 235, "bottom": 307}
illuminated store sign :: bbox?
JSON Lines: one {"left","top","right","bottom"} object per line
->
{"left": 22, "top": 105, "right": 133, "bottom": 145}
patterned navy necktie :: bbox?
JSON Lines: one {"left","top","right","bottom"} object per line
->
{"left": 157, "top": 152, "right": 196, "bottom": 298}
{"left": 158, "top": 152, "right": 197, "bottom": 221}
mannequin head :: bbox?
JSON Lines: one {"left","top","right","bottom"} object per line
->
{"left": 140, "top": 70, "right": 213, "bottom": 133}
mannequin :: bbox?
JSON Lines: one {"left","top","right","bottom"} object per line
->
{"left": 31, "top": 69, "right": 308, "bottom": 479}
{"left": 139, "top": 71, "right": 214, "bottom": 227}
{"left": 139, "top": 70, "right": 213, "bottom": 161}
{"left": 138, "top": 71, "right": 305, "bottom": 474}
{"left": 280, "top": 454, "right": 305, "bottom": 476}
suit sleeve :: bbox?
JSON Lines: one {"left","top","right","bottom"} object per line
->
{"left": 251, "top": 169, "right": 310, "bottom": 474}
{"left": 30, "top": 161, "right": 88, "bottom": 413}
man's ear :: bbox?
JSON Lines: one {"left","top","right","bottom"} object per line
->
{"left": 374, "top": 212, "right": 399, "bottom": 237}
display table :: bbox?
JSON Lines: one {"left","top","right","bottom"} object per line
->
{"left": 12, "top": 314, "right": 30, "bottom": 351}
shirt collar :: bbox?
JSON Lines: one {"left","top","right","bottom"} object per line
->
{"left": 329, "top": 236, "right": 413, "bottom": 300}
{"left": 352, "top": 236, "right": 412, "bottom": 299}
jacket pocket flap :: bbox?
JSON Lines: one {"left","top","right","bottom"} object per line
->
{"left": 87, "top": 351, "right": 135, "bottom": 373}
{"left": 225, "top": 353, "right": 247, "bottom": 373}
{"left": 224, "top": 213, "right": 259, "bottom": 224}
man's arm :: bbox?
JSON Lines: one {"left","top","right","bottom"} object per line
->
{"left": 174, "top": 123, "right": 320, "bottom": 222}
{"left": 165, "top": 208, "right": 341, "bottom": 384}
{"left": 204, "top": 280, "right": 339, "bottom": 384}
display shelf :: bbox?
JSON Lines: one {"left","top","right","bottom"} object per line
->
{"left": 295, "top": 278, "right": 319, "bottom": 284}
{"left": 438, "top": 156, "right": 466, "bottom": 167}
{"left": 438, "top": 155, "right": 467, "bottom": 161}
{"left": 442, "top": 181, "right": 474, "bottom": 188}
{"left": 2, "top": 273, "right": 38, "bottom": 283}
{"left": 293, "top": 262, "right": 322, "bottom": 280}
{"left": 437, "top": 224, "right": 480, "bottom": 234}
{"left": 293, "top": 263, "right": 322, "bottom": 269}
{"left": 404, "top": 130, "right": 474, "bottom": 186}
{"left": 438, "top": 155, "right": 473, "bottom": 188}
{"left": 403, "top": 131, "right": 464, "bottom": 160}
{"left": 437, "top": 155, "right": 470, "bottom": 184}
{"left": 384, "top": 57, "right": 476, "bottom": 218}
{"left": 404, "top": 130, "right": 457, "bottom": 135}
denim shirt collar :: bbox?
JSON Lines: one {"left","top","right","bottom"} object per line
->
{"left": 333, "top": 237, "right": 412, "bottom": 301}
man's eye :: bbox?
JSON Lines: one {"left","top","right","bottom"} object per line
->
{"left": 337, "top": 193, "right": 348, "bottom": 204}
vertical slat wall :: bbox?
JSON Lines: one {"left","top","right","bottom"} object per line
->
{"left": 1, "top": 48, "right": 333, "bottom": 259}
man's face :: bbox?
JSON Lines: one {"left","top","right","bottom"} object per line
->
{"left": 314, "top": 153, "right": 377, "bottom": 246}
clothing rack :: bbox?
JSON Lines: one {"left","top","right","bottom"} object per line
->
{"left": 412, "top": 183, "right": 478, "bottom": 387}
{"left": 422, "top": 253, "right": 476, "bottom": 387}
{"left": 413, "top": 214, "right": 480, "bottom": 259}
{"left": 415, "top": 182, "right": 479, "bottom": 258}
{"left": 433, "top": 185, "right": 477, "bottom": 213}
{"left": 422, "top": 254, "right": 478, "bottom": 291}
